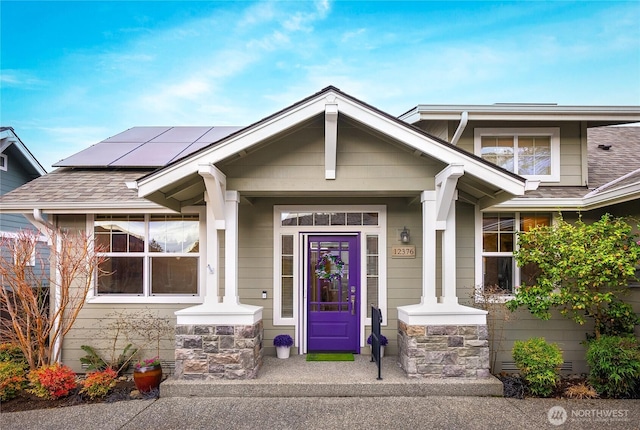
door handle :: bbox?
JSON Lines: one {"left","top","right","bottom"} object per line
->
{"left": 350, "top": 287, "right": 356, "bottom": 315}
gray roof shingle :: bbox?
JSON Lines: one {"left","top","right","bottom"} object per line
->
{"left": 0, "top": 168, "right": 154, "bottom": 207}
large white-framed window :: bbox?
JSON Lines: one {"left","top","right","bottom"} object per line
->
{"left": 476, "top": 210, "right": 552, "bottom": 300}
{"left": 88, "top": 209, "right": 205, "bottom": 304}
{"left": 273, "top": 205, "right": 387, "bottom": 332}
{"left": 0, "top": 154, "right": 7, "bottom": 171}
{"left": 474, "top": 128, "right": 560, "bottom": 182}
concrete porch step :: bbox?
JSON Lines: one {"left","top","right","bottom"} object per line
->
{"left": 160, "top": 355, "right": 504, "bottom": 398}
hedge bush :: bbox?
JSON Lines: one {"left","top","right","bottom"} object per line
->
{"left": 512, "top": 337, "right": 563, "bottom": 397}
{"left": 586, "top": 335, "right": 640, "bottom": 398}
{"left": 0, "top": 361, "right": 27, "bottom": 401}
{"left": 27, "top": 363, "right": 77, "bottom": 399}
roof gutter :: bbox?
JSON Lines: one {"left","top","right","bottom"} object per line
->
{"left": 450, "top": 111, "right": 468, "bottom": 145}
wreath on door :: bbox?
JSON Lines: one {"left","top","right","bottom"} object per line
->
{"left": 315, "top": 253, "right": 345, "bottom": 280}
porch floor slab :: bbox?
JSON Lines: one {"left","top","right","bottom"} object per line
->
{"left": 160, "top": 354, "right": 504, "bottom": 398}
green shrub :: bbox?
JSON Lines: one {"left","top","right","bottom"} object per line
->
{"left": 79, "top": 344, "right": 136, "bottom": 376}
{"left": 0, "top": 361, "right": 27, "bottom": 401}
{"left": 80, "top": 368, "right": 117, "bottom": 399}
{"left": 587, "top": 335, "right": 640, "bottom": 398}
{"left": 594, "top": 300, "right": 639, "bottom": 338}
{"left": 512, "top": 337, "right": 563, "bottom": 397}
{"left": 0, "top": 343, "right": 26, "bottom": 364}
{"left": 27, "top": 363, "right": 77, "bottom": 399}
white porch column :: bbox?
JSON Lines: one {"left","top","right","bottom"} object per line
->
{"left": 421, "top": 191, "right": 437, "bottom": 305}
{"left": 175, "top": 166, "right": 261, "bottom": 326}
{"left": 398, "top": 164, "right": 486, "bottom": 326}
{"left": 440, "top": 189, "right": 458, "bottom": 305}
{"left": 223, "top": 190, "right": 239, "bottom": 305}
{"left": 203, "top": 191, "right": 220, "bottom": 305}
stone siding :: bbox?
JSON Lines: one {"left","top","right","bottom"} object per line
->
{"left": 397, "top": 321, "right": 490, "bottom": 378}
{"left": 174, "top": 321, "right": 263, "bottom": 380}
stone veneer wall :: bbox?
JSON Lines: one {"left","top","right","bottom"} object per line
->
{"left": 398, "top": 321, "right": 490, "bottom": 378}
{"left": 174, "top": 321, "right": 263, "bottom": 380}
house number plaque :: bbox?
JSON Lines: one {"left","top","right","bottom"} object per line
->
{"left": 391, "top": 245, "right": 416, "bottom": 258}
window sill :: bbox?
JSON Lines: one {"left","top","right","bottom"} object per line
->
{"left": 474, "top": 294, "right": 515, "bottom": 304}
{"left": 86, "top": 295, "right": 204, "bottom": 305}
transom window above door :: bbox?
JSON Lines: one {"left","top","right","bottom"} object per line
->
{"left": 281, "top": 211, "right": 379, "bottom": 227}
{"left": 474, "top": 128, "right": 560, "bottom": 182}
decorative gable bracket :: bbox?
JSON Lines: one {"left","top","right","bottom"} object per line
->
{"left": 435, "top": 163, "right": 464, "bottom": 230}
{"left": 325, "top": 97, "right": 338, "bottom": 180}
{"left": 199, "top": 163, "right": 227, "bottom": 230}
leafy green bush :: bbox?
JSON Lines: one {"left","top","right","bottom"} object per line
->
{"left": 512, "top": 337, "right": 563, "bottom": 397}
{"left": 80, "top": 368, "right": 118, "bottom": 399}
{"left": 586, "top": 335, "right": 640, "bottom": 398}
{"left": 27, "top": 363, "right": 77, "bottom": 399}
{"left": 0, "top": 343, "right": 27, "bottom": 364}
{"left": 0, "top": 361, "right": 27, "bottom": 401}
{"left": 594, "top": 300, "right": 639, "bottom": 338}
{"left": 79, "top": 344, "right": 136, "bottom": 375}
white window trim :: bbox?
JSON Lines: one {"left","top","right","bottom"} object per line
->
{"left": 86, "top": 207, "right": 206, "bottom": 304}
{"left": 474, "top": 127, "right": 560, "bottom": 182}
{"left": 0, "top": 154, "right": 7, "bottom": 171}
{"left": 273, "top": 205, "right": 387, "bottom": 350}
{"left": 475, "top": 208, "right": 555, "bottom": 303}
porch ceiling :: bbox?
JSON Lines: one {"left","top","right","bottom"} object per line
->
{"left": 144, "top": 165, "right": 507, "bottom": 211}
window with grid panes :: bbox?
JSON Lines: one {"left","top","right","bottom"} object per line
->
{"left": 95, "top": 214, "right": 199, "bottom": 296}
{"left": 482, "top": 212, "right": 551, "bottom": 294}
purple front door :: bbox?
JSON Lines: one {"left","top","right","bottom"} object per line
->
{"left": 307, "top": 235, "right": 360, "bottom": 352}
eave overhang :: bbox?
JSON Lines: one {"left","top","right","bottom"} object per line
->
{"left": 399, "top": 104, "right": 640, "bottom": 125}
{"left": 489, "top": 182, "right": 640, "bottom": 212}
{"left": 0, "top": 201, "right": 167, "bottom": 214}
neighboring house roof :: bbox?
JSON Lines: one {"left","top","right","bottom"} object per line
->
{"left": 0, "top": 127, "right": 47, "bottom": 176}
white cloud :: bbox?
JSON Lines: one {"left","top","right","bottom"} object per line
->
{"left": 0, "top": 70, "right": 45, "bottom": 88}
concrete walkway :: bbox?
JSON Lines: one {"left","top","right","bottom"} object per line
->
{"left": 161, "top": 354, "right": 504, "bottom": 398}
{"left": 2, "top": 355, "right": 639, "bottom": 429}
{"left": 3, "top": 395, "right": 639, "bottom": 429}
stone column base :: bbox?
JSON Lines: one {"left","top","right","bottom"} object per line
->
{"left": 174, "top": 320, "right": 263, "bottom": 380}
{"left": 398, "top": 321, "right": 490, "bottom": 378}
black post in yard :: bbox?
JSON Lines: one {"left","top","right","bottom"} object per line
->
{"left": 370, "top": 304, "right": 383, "bottom": 380}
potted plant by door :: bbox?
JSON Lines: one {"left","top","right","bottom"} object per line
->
{"left": 367, "top": 334, "right": 388, "bottom": 358}
{"left": 133, "top": 356, "right": 163, "bottom": 392}
{"left": 274, "top": 334, "right": 294, "bottom": 359}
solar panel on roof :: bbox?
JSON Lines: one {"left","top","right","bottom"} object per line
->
{"left": 102, "top": 127, "right": 172, "bottom": 143}
{"left": 112, "top": 142, "right": 194, "bottom": 167}
{"left": 53, "top": 126, "right": 245, "bottom": 168}
{"left": 53, "top": 143, "right": 144, "bottom": 167}
{"left": 148, "top": 126, "right": 213, "bottom": 143}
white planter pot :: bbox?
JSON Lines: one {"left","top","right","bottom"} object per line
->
{"left": 276, "top": 346, "right": 291, "bottom": 359}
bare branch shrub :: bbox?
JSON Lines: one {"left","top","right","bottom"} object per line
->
{"left": 81, "top": 309, "right": 174, "bottom": 372}
{"left": 0, "top": 228, "right": 107, "bottom": 369}
{"left": 472, "top": 284, "right": 513, "bottom": 373}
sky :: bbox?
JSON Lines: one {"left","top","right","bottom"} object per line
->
{"left": 1, "top": 0, "right": 639, "bottom": 171}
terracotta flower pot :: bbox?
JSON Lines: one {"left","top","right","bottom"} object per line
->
{"left": 133, "top": 364, "right": 162, "bottom": 392}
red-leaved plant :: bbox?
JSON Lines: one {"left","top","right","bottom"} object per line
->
{"left": 80, "top": 368, "right": 117, "bottom": 399}
{"left": 27, "top": 363, "right": 77, "bottom": 399}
